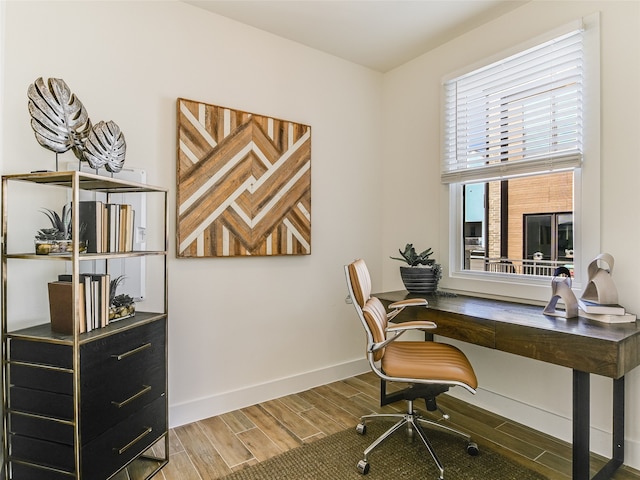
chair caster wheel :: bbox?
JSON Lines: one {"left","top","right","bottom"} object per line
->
{"left": 467, "top": 441, "right": 479, "bottom": 456}
{"left": 356, "top": 423, "right": 367, "bottom": 435}
{"left": 357, "top": 459, "right": 370, "bottom": 474}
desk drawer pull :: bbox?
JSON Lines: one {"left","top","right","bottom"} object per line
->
{"left": 114, "top": 426, "right": 152, "bottom": 455}
{"left": 112, "top": 342, "right": 151, "bottom": 361}
{"left": 111, "top": 385, "right": 151, "bottom": 408}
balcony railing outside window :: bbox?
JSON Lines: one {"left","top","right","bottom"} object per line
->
{"left": 469, "top": 256, "right": 574, "bottom": 277}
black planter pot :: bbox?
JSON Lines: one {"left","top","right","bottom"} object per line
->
{"left": 400, "top": 266, "right": 437, "bottom": 294}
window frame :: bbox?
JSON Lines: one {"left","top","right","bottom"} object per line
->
{"left": 439, "top": 14, "right": 600, "bottom": 303}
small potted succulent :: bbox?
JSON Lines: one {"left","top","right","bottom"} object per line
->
{"left": 35, "top": 204, "right": 87, "bottom": 255}
{"left": 391, "top": 243, "right": 442, "bottom": 294}
{"left": 109, "top": 275, "right": 136, "bottom": 321}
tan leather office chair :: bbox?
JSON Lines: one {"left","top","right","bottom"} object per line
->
{"left": 345, "top": 259, "right": 479, "bottom": 480}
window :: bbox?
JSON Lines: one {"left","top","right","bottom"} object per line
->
{"left": 442, "top": 16, "right": 600, "bottom": 299}
{"left": 524, "top": 212, "right": 573, "bottom": 262}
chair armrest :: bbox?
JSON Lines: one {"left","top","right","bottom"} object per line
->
{"left": 371, "top": 320, "right": 438, "bottom": 352}
{"left": 386, "top": 298, "right": 428, "bottom": 322}
{"left": 388, "top": 298, "right": 428, "bottom": 309}
{"left": 386, "top": 320, "right": 437, "bottom": 333}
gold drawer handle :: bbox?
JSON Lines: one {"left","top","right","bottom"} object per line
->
{"left": 111, "top": 385, "right": 152, "bottom": 408}
{"left": 114, "top": 426, "right": 152, "bottom": 455}
{"left": 112, "top": 342, "right": 151, "bottom": 361}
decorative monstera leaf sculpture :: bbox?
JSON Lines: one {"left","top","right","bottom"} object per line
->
{"left": 83, "top": 120, "right": 127, "bottom": 173}
{"left": 27, "top": 77, "right": 92, "bottom": 160}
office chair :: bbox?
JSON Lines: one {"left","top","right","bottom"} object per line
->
{"left": 345, "top": 259, "right": 479, "bottom": 480}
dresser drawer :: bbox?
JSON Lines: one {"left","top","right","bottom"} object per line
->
{"left": 9, "top": 411, "right": 74, "bottom": 445}
{"left": 82, "top": 395, "right": 167, "bottom": 479}
{"left": 9, "top": 386, "right": 73, "bottom": 421}
{"left": 81, "top": 330, "right": 166, "bottom": 397}
{"left": 9, "top": 362, "right": 72, "bottom": 394}
{"left": 80, "top": 319, "right": 165, "bottom": 389}
{"left": 10, "top": 338, "right": 72, "bottom": 369}
{"left": 80, "top": 369, "right": 164, "bottom": 442}
{"left": 9, "top": 433, "right": 74, "bottom": 473}
{"left": 9, "top": 461, "right": 75, "bottom": 480}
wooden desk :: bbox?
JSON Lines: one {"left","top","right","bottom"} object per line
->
{"left": 376, "top": 290, "right": 640, "bottom": 480}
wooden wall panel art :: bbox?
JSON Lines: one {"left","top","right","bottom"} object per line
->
{"left": 176, "top": 98, "right": 311, "bottom": 258}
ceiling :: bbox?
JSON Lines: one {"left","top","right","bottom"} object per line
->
{"left": 182, "top": 0, "right": 528, "bottom": 72}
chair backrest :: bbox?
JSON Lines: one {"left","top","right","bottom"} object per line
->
{"left": 347, "top": 258, "right": 371, "bottom": 308}
{"left": 345, "top": 259, "right": 388, "bottom": 362}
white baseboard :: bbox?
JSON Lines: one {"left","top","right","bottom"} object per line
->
{"left": 169, "top": 358, "right": 369, "bottom": 428}
{"left": 450, "top": 387, "right": 640, "bottom": 470}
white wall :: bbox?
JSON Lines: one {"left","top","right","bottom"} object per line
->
{"left": 382, "top": 0, "right": 640, "bottom": 468}
{"left": 1, "top": 0, "right": 383, "bottom": 426}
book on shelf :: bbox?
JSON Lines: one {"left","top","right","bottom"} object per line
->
{"left": 119, "top": 204, "right": 134, "bottom": 252}
{"left": 48, "top": 281, "right": 86, "bottom": 334}
{"left": 79, "top": 201, "right": 135, "bottom": 254}
{"left": 78, "top": 201, "right": 104, "bottom": 253}
{"left": 580, "top": 310, "right": 636, "bottom": 324}
{"left": 86, "top": 273, "right": 110, "bottom": 331}
{"left": 82, "top": 274, "right": 93, "bottom": 332}
{"left": 106, "top": 203, "right": 120, "bottom": 253}
{"left": 57, "top": 273, "right": 110, "bottom": 332}
{"left": 101, "top": 204, "right": 108, "bottom": 252}
{"left": 577, "top": 299, "right": 626, "bottom": 315}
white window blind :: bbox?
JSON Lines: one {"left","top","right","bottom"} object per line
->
{"left": 442, "top": 29, "right": 584, "bottom": 184}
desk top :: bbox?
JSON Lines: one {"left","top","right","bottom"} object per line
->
{"left": 376, "top": 290, "right": 640, "bottom": 379}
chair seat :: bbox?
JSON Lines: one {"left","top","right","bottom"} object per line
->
{"left": 381, "top": 341, "right": 478, "bottom": 389}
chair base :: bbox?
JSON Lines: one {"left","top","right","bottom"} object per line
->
{"left": 356, "top": 400, "right": 478, "bottom": 480}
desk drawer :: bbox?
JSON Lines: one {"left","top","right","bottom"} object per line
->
{"left": 83, "top": 395, "right": 166, "bottom": 479}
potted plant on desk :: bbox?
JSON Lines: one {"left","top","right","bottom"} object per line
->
{"left": 391, "top": 243, "right": 442, "bottom": 294}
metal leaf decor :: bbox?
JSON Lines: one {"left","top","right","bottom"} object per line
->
{"left": 83, "top": 120, "right": 126, "bottom": 173}
{"left": 27, "top": 77, "right": 91, "bottom": 159}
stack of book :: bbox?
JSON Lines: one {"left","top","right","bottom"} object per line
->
{"left": 79, "top": 200, "right": 135, "bottom": 254}
{"left": 48, "top": 273, "right": 111, "bottom": 334}
{"left": 578, "top": 299, "right": 636, "bottom": 323}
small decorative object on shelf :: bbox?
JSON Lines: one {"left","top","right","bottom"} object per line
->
{"left": 35, "top": 238, "right": 87, "bottom": 255}
{"left": 35, "top": 204, "right": 87, "bottom": 255}
{"left": 391, "top": 243, "right": 442, "bottom": 294}
{"left": 27, "top": 77, "right": 92, "bottom": 167}
{"left": 27, "top": 77, "right": 127, "bottom": 174}
{"left": 543, "top": 266, "right": 578, "bottom": 318}
{"left": 109, "top": 275, "right": 136, "bottom": 321}
{"left": 83, "top": 120, "right": 127, "bottom": 173}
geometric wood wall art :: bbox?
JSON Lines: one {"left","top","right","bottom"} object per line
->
{"left": 176, "top": 98, "right": 311, "bottom": 258}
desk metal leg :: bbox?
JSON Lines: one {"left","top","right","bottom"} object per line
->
{"left": 573, "top": 370, "right": 590, "bottom": 480}
{"left": 573, "top": 370, "right": 625, "bottom": 480}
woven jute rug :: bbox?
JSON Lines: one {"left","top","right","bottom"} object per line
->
{"left": 220, "top": 421, "right": 549, "bottom": 480}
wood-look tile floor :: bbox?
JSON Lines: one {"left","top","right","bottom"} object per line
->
{"left": 156, "top": 372, "right": 640, "bottom": 480}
